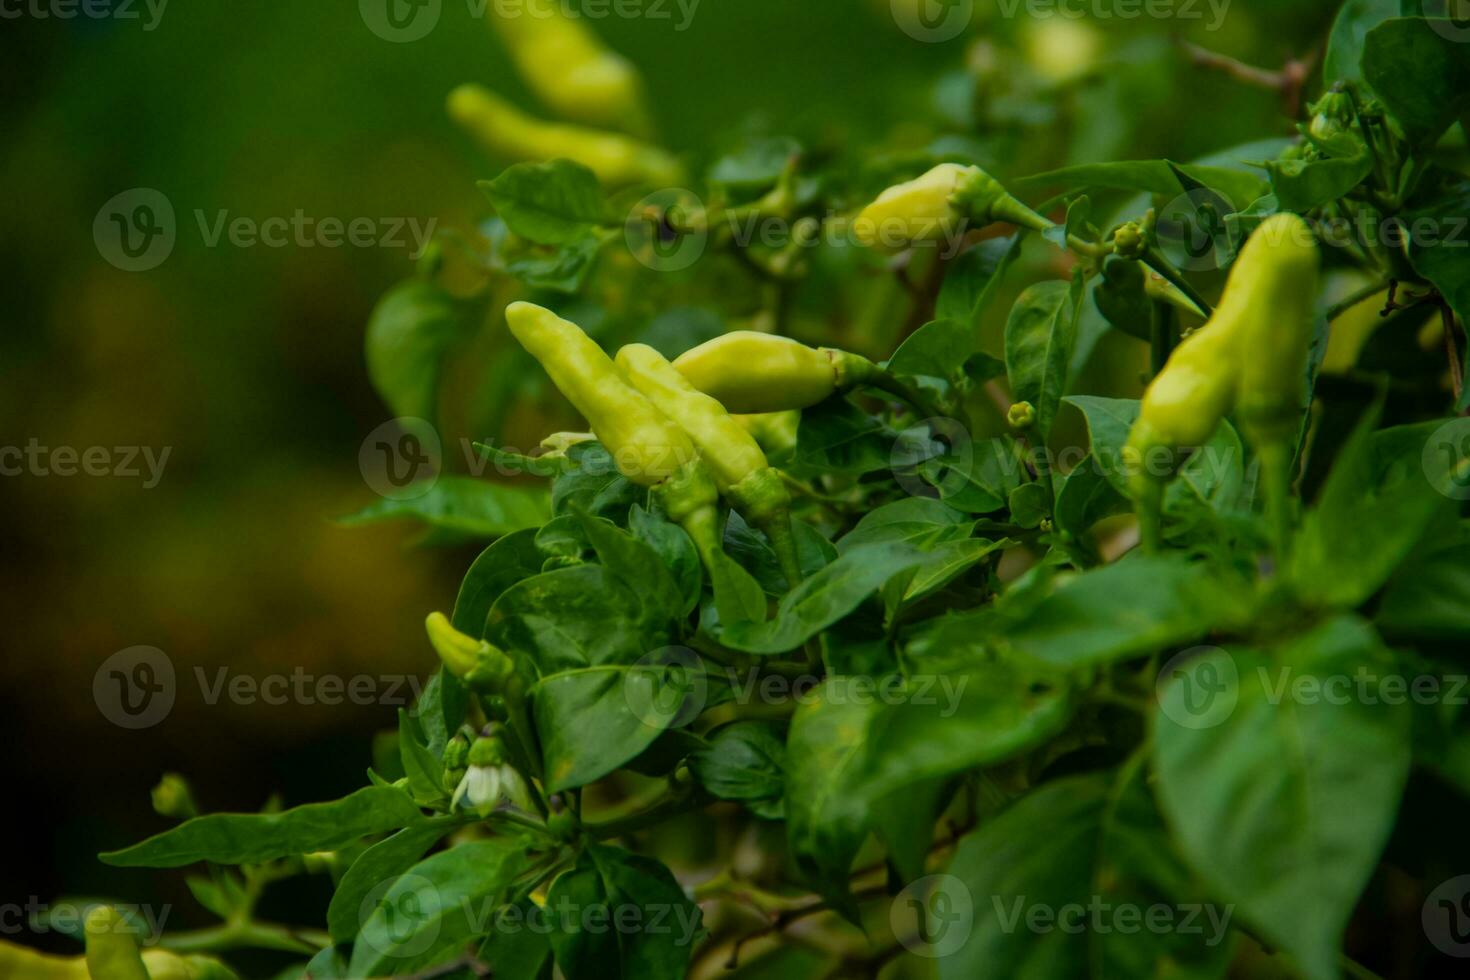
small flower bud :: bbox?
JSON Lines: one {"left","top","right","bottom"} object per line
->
{"left": 1008, "top": 401, "right": 1038, "bottom": 431}
{"left": 151, "top": 773, "right": 197, "bottom": 820}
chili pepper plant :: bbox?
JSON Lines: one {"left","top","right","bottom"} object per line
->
{"left": 21, "top": 3, "right": 1470, "bottom": 979}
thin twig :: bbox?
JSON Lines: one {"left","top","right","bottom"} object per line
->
{"left": 1175, "top": 38, "right": 1315, "bottom": 115}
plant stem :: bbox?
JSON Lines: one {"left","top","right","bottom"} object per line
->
{"left": 1258, "top": 443, "right": 1294, "bottom": 566}
{"left": 1143, "top": 248, "right": 1215, "bottom": 319}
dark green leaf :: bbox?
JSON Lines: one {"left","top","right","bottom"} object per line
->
{"left": 101, "top": 787, "right": 425, "bottom": 868}
{"left": 940, "top": 759, "right": 1235, "bottom": 978}
{"left": 365, "top": 280, "right": 471, "bottom": 423}
{"left": 1093, "top": 256, "right": 1153, "bottom": 342}
{"left": 1004, "top": 276, "right": 1084, "bottom": 439}
{"left": 719, "top": 543, "right": 930, "bottom": 654}
{"left": 1361, "top": 17, "right": 1470, "bottom": 146}
{"left": 1154, "top": 617, "right": 1411, "bottom": 980}
{"left": 349, "top": 839, "right": 529, "bottom": 976}
{"left": 997, "top": 555, "right": 1248, "bottom": 667}
{"left": 480, "top": 160, "right": 607, "bottom": 244}
{"left": 887, "top": 318, "right": 973, "bottom": 384}
{"left": 793, "top": 398, "right": 896, "bottom": 476}
{"left": 1291, "top": 411, "right": 1453, "bottom": 608}
{"left": 505, "top": 233, "right": 605, "bottom": 294}
{"left": 327, "top": 816, "right": 467, "bottom": 943}
{"left": 488, "top": 565, "right": 685, "bottom": 791}
{"left": 936, "top": 234, "right": 1024, "bottom": 328}
{"left": 1266, "top": 151, "right": 1375, "bottom": 212}
{"left": 339, "top": 476, "right": 550, "bottom": 541}
{"left": 1055, "top": 455, "right": 1129, "bottom": 538}
{"left": 691, "top": 721, "right": 787, "bottom": 818}
{"left": 546, "top": 845, "right": 703, "bottom": 980}
{"left": 453, "top": 529, "right": 547, "bottom": 638}
{"left": 1013, "top": 161, "right": 1267, "bottom": 211}
{"left": 1324, "top": 0, "right": 1401, "bottom": 84}
{"left": 836, "top": 498, "right": 971, "bottom": 553}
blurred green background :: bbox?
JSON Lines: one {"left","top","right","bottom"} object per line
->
{"left": 0, "top": 0, "right": 1343, "bottom": 965}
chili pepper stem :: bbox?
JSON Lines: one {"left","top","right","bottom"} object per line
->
{"left": 1143, "top": 248, "right": 1215, "bottom": 319}
{"left": 1135, "top": 479, "right": 1165, "bottom": 554}
{"left": 757, "top": 513, "right": 804, "bottom": 588}
{"left": 1258, "top": 442, "right": 1295, "bottom": 565}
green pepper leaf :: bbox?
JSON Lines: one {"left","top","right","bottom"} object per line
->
{"left": 996, "top": 554, "right": 1249, "bottom": 668}
{"left": 546, "top": 844, "right": 704, "bottom": 980}
{"left": 100, "top": 787, "right": 426, "bottom": 868}
{"left": 339, "top": 476, "right": 550, "bottom": 542}
{"left": 691, "top": 720, "right": 787, "bottom": 819}
{"left": 1004, "top": 276, "right": 1084, "bottom": 440}
{"left": 936, "top": 233, "right": 1024, "bottom": 329}
{"left": 488, "top": 565, "right": 690, "bottom": 792}
{"left": 939, "top": 758, "right": 1236, "bottom": 978}
{"left": 348, "top": 839, "right": 530, "bottom": 976}
{"left": 1324, "top": 0, "right": 1400, "bottom": 84}
{"left": 1361, "top": 17, "right": 1470, "bottom": 147}
{"left": 453, "top": 528, "right": 548, "bottom": 638}
{"left": 1154, "top": 617, "right": 1411, "bottom": 980}
{"left": 365, "top": 279, "right": 474, "bottom": 424}
{"left": 480, "top": 159, "right": 608, "bottom": 245}
{"left": 718, "top": 543, "right": 930, "bottom": 654}
{"left": 326, "top": 815, "right": 469, "bottom": 944}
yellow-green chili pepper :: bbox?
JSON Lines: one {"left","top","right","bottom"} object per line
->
{"left": 425, "top": 611, "right": 515, "bottom": 690}
{"left": 616, "top": 344, "right": 802, "bottom": 585}
{"left": 672, "top": 332, "right": 878, "bottom": 414}
{"left": 488, "top": 0, "right": 651, "bottom": 136}
{"left": 447, "top": 85, "right": 679, "bottom": 187}
{"left": 1233, "top": 213, "right": 1321, "bottom": 452}
{"left": 1124, "top": 212, "right": 1319, "bottom": 552}
{"left": 1234, "top": 213, "right": 1320, "bottom": 555}
{"left": 84, "top": 907, "right": 151, "bottom": 980}
{"left": 505, "top": 303, "right": 725, "bottom": 569}
{"left": 852, "top": 163, "right": 1051, "bottom": 250}
{"left": 734, "top": 411, "right": 801, "bottom": 460}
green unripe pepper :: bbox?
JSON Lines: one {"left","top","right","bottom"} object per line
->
{"left": 852, "top": 163, "right": 1051, "bottom": 250}
{"left": 447, "top": 85, "right": 679, "bottom": 187}
{"left": 1124, "top": 212, "right": 1320, "bottom": 553}
{"left": 0, "top": 940, "right": 88, "bottom": 979}
{"left": 488, "top": 0, "right": 651, "bottom": 136}
{"left": 672, "top": 332, "right": 878, "bottom": 414}
{"left": 84, "top": 906, "right": 150, "bottom": 980}
{"left": 616, "top": 344, "right": 802, "bottom": 585}
{"left": 506, "top": 302, "right": 727, "bottom": 574}
{"left": 425, "top": 612, "right": 514, "bottom": 691}
{"left": 506, "top": 303, "right": 700, "bottom": 486}
{"left": 1232, "top": 213, "right": 1321, "bottom": 451}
